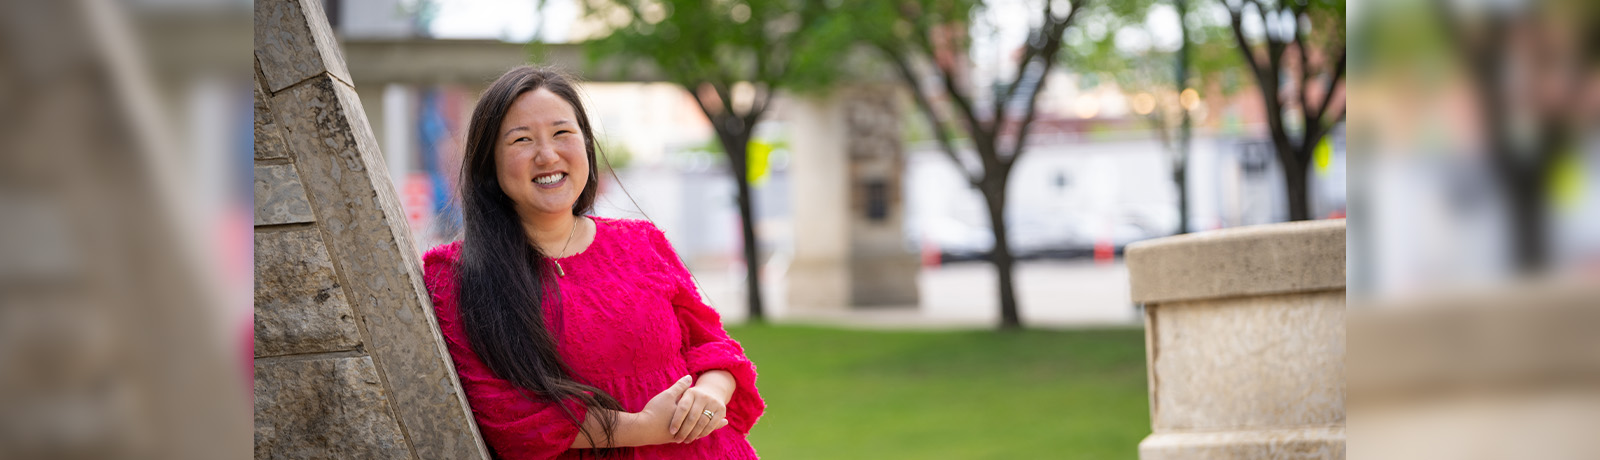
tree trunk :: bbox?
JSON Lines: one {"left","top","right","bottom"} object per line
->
{"left": 1174, "top": 163, "right": 1189, "bottom": 234}
{"left": 719, "top": 130, "right": 766, "bottom": 322}
{"left": 1283, "top": 151, "right": 1311, "bottom": 221}
{"left": 1506, "top": 175, "right": 1548, "bottom": 272}
{"left": 981, "top": 178, "right": 1021, "bottom": 330}
{"left": 1176, "top": 0, "right": 1192, "bottom": 234}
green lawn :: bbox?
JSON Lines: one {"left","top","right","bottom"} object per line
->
{"left": 726, "top": 325, "right": 1150, "bottom": 460}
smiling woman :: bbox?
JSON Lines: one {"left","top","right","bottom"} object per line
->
{"left": 423, "top": 67, "right": 765, "bottom": 459}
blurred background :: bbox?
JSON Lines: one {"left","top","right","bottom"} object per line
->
{"left": 327, "top": 0, "right": 1346, "bottom": 328}
{"left": 4, "top": 0, "right": 1599, "bottom": 457}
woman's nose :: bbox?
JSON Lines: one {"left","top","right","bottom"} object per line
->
{"left": 533, "top": 145, "right": 558, "bottom": 166}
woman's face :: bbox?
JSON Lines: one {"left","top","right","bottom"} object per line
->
{"left": 494, "top": 88, "right": 590, "bottom": 222}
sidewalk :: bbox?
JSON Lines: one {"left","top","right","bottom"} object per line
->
{"left": 692, "top": 259, "right": 1142, "bottom": 329}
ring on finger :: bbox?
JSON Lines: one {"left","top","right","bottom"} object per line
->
{"left": 702, "top": 409, "right": 715, "bottom": 420}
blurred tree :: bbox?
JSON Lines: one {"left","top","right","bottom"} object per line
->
{"left": 1428, "top": 0, "right": 1598, "bottom": 273}
{"left": 573, "top": 0, "right": 847, "bottom": 322}
{"left": 1222, "top": 0, "right": 1345, "bottom": 221}
{"left": 852, "top": 0, "right": 1087, "bottom": 330}
{"left": 1068, "top": 0, "right": 1247, "bottom": 235}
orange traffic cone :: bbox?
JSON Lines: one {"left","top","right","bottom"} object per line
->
{"left": 1094, "top": 237, "right": 1114, "bottom": 266}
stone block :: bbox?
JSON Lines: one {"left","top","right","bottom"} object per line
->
{"left": 254, "top": 355, "right": 409, "bottom": 459}
{"left": 268, "top": 73, "right": 488, "bottom": 459}
{"left": 254, "top": 164, "right": 316, "bottom": 225}
{"left": 254, "top": 229, "right": 360, "bottom": 357}
{"left": 787, "top": 258, "right": 851, "bottom": 312}
{"left": 1148, "top": 291, "right": 1346, "bottom": 431}
{"left": 254, "top": 76, "right": 292, "bottom": 160}
{"left": 850, "top": 251, "right": 920, "bottom": 306}
{"left": 254, "top": 0, "right": 352, "bottom": 92}
{"left": 1139, "top": 427, "right": 1345, "bottom": 460}
{"left": 1127, "top": 219, "right": 1345, "bottom": 303}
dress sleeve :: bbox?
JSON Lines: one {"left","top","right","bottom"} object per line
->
{"left": 643, "top": 225, "right": 767, "bottom": 434}
{"left": 423, "top": 246, "right": 588, "bottom": 459}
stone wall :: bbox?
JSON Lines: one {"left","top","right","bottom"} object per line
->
{"left": 1126, "top": 219, "right": 1346, "bottom": 459}
{"left": 253, "top": 0, "right": 490, "bottom": 458}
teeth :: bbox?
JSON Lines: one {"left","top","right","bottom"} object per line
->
{"left": 534, "top": 173, "right": 564, "bottom": 185}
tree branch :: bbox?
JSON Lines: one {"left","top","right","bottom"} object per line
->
{"left": 932, "top": 46, "right": 991, "bottom": 143}
{"left": 1313, "top": 52, "right": 1346, "bottom": 130}
{"left": 710, "top": 80, "right": 738, "bottom": 124}
{"left": 740, "top": 84, "right": 776, "bottom": 137}
{"left": 881, "top": 43, "right": 981, "bottom": 186}
{"left": 1006, "top": 4, "right": 1082, "bottom": 166}
{"left": 1228, "top": 3, "right": 1264, "bottom": 81}
{"left": 1293, "top": 6, "right": 1313, "bottom": 135}
{"left": 993, "top": 1, "right": 1054, "bottom": 127}
{"left": 1232, "top": 0, "right": 1297, "bottom": 167}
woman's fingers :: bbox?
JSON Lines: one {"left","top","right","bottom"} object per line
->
{"left": 669, "top": 388, "right": 698, "bottom": 437}
{"left": 677, "top": 398, "right": 710, "bottom": 442}
{"left": 668, "top": 400, "right": 686, "bottom": 436}
{"left": 690, "top": 409, "right": 719, "bottom": 442}
{"left": 665, "top": 375, "right": 693, "bottom": 399}
{"left": 688, "top": 394, "right": 728, "bottom": 442}
{"left": 689, "top": 413, "right": 729, "bottom": 443}
{"left": 649, "top": 375, "right": 694, "bottom": 423}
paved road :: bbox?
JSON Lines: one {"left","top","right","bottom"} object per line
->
{"left": 692, "top": 259, "right": 1141, "bottom": 329}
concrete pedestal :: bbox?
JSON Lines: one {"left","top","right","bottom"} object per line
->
{"left": 1349, "top": 280, "right": 1600, "bottom": 459}
{"left": 787, "top": 86, "right": 920, "bottom": 311}
{"left": 1126, "top": 220, "right": 1346, "bottom": 459}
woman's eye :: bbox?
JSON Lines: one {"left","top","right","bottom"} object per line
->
{"left": 515, "top": 137, "right": 531, "bottom": 143}
{"left": 555, "top": 130, "right": 572, "bottom": 136}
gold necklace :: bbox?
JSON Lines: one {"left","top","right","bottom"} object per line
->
{"left": 554, "top": 215, "right": 580, "bottom": 277}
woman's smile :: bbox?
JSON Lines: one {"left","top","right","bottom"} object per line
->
{"left": 534, "top": 171, "right": 568, "bottom": 188}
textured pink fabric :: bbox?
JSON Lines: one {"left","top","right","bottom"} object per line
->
{"left": 423, "top": 217, "right": 763, "bottom": 459}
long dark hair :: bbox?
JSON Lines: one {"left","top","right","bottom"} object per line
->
{"left": 455, "top": 66, "right": 622, "bottom": 451}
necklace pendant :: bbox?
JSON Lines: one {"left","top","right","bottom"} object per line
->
{"left": 555, "top": 261, "right": 566, "bottom": 277}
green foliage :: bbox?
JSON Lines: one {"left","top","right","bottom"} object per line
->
{"left": 729, "top": 325, "right": 1151, "bottom": 459}
{"left": 1065, "top": 0, "right": 1246, "bottom": 102}
{"left": 579, "top": 0, "right": 845, "bottom": 94}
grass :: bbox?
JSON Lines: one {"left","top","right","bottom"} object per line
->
{"left": 726, "top": 325, "right": 1150, "bottom": 460}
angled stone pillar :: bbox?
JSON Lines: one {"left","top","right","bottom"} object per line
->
{"left": 253, "top": 0, "right": 490, "bottom": 458}
{"left": 1126, "top": 220, "right": 1346, "bottom": 459}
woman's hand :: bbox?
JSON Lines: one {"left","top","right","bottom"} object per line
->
{"left": 669, "top": 370, "right": 736, "bottom": 443}
{"left": 635, "top": 375, "right": 727, "bottom": 445}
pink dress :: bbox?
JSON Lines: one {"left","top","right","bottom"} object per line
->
{"left": 423, "top": 217, "right": 764, "bottom": 459}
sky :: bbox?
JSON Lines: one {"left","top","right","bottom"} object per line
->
{"left": 427, "top": 0, "right": 575, "bottom": 42}
{"left": 423, "top": 0, "right": 1182, "bottom": 47}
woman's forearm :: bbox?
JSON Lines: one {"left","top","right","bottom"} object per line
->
{"left": 693, "top": 370, "right": 736, "bottom": 404}
{"left": 570, "top": 410, "right": 654, "bottom": 449}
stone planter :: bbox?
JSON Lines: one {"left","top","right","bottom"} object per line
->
{"left": 1126, "top": 220, "right": 1346, "bottom": 459}
{"left": 1348, "top": 279, "right": 1600, "bottom": 459}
